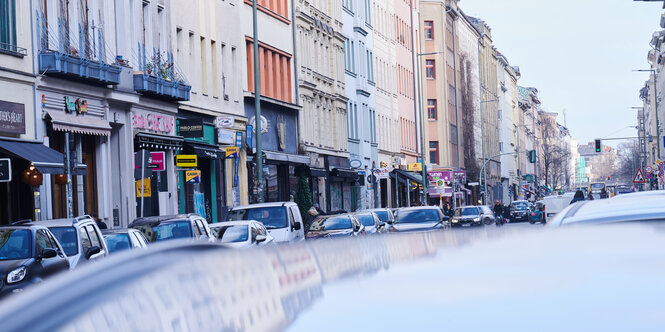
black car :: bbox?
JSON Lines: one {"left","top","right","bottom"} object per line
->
{"left": 510, "top": 200, "right": 531, "bottom": 222}
{"left": 129, "top": 214, "right": 214, "bottom": 243}
{"left": 0, "top": 223, "right": 70, "bottom": 299}
{"left": 305, "top": 214, "right": 365, "bottom": 239}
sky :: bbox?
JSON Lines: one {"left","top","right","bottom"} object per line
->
{"left": 459, "top": 0, "right": 663, "bottom": 147}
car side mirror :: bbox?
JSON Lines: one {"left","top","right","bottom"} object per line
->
{"left": 40, "top": 248, "right": 57, "bottom": 259}
{"left": 255, "top": 234, "right": 267, "bottom": 243}
{"left": 387, "top": 219, "right": 394, "bottom": 225}
{"left": 85, "top": 246, "right": 101, "bottom": 260}
{"left": 293, "top": 222, "right": 302, "bottom": 231}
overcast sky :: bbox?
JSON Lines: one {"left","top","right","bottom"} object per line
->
{"left": 459, "top": 0, "right": 663, "bottom": 146}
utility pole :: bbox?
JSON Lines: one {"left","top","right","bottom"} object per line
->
{"left": 252, "top": 0, "right": 264, "bottom": 203}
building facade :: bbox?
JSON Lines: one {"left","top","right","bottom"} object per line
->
{"left": 295, "top": 0, "right": 350, "bottom": 212}
{"left": 496, "top": 51, "right": 519, "bottom": 203}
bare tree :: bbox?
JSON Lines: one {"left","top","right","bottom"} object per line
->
{"left": 459, "top": 54, "right": 479, "bottom": 181}
{"left": 539, "top": 116, "right": 570, "bottom": 190}
{"left": 613, "top": 140, "right": 640, "bottom": 184}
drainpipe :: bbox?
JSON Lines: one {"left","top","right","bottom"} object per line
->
{"left": 291, "top": 0, "right": 301, "bottom": 149}
{"left": 252, "top": 0, "right": 264, "bottom": 203}
{"left": 478, "top": 33, "right": 487, "bottom": 205}
{"left": 446, "top": 4, "right": 461, "bottom": 169}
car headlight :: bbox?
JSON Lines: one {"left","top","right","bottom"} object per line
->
{"left": 452, "top": 218, "right": 458, "bottom": 223}
{"left": 7, "top": 266, "right": 27, "bottom": 284}
{"left": 473, "top": 217, "right": 480, "bottom": 222}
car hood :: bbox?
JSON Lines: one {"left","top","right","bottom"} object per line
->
{"left": 2, "top": 225, "right": 665, "bottom": 331}
{"left": 306, "top": 229, "right": 354, "bottom": 239}
{"left": 0, "top": 258, "right": 32, "bottom": 275}
{"left": 390, "top": 221, "right": 441, "bottom": 232}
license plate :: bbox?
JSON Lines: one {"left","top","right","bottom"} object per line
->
{"left": 462, "top": 224, "right": 471, "bottom": 227}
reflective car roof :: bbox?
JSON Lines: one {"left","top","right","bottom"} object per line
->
{"left": 1, "top": 225, "right": 664, "bottom": 331}
{"left": 548, "top": 193, "right": 665, "bottom": 227}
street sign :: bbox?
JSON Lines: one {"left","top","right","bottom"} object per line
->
{"left": 133, "top": 149, "right": 152, "bottom": 180}
{"left": 645, "top": 166, "right": 653, "bottom": 179}
{"left": 633, "top": 168, "right": 646, "bottom": 184}
{"left": 186, "top": 170, "right": 201, "bottom": 183}
{"left": 0, "top": 158, "right": 10, "bottom": 182}
{"left": 225, "top": 146, "right": 239, "bottom": 158}
{"left": 135, "top": 178, "right": 151, "bottom": 197}
{"left": 176, "top": 155, "right": 197, "bottom": 168}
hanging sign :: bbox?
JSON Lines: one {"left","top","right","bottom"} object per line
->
{"left": 373, "top": 168, "right": 390, "bottom": 179}
{"left": 0, "top": 158, "right": 11, "bottom": 182}
{"left": 218, "top": 129, "right": 235, "bottom": 145}
{"left": 176, "top": 155, "right": 197, "bottom": 168}
{"left": 186, "top": 170, "right": 201, "bottom": 183}
{"left": 178, "top": 119, "right": 204, "bottom": 138}
{"left": 225, "top": 146, "right": 240, "bottom": 158}
{"left": 408, "top": 163, "right": 422, "bottom": 172}
{"left": 216, "top": 116, "right": 235, "bottom": 128}
{"left": 135, "top": 178, "right": 152, "bottom": 197}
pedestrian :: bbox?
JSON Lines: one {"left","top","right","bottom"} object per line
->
{"left": 443, "top": 202, "right": 452, "bottom": 217}
{"left": 569, "top": 190, "right": 585, "bottom": 204}
{"left": 91, "top": 214, "right": 107, "bottom": 230}
{"left": 588, "top": 192, "right": 594, "bottom": 200}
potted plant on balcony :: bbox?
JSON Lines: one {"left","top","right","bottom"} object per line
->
{"left": 145, "top": 63, "right": 154, "bottom": 75}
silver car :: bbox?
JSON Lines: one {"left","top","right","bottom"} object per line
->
{"left": 34, "top": 215, "right": 109, "bottom": 268}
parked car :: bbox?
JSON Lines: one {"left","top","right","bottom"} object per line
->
{"left": 305, "top": 214, "right": 365, "bottom": 239}
{"left": 353, "top": 211, "right": 383, "bottom": 234}
{"left": 530, "top": 201, "right": 546, "bottom": 224}
{"left": 509, "top": 200, "right": 531, "bottom": 222}
{"left": 451, "top": 206, "right": 483, "bottom": 227}
{"left": 367, "top": 208, "right": 395, "bottom": 229}
{"left": 0, "top": 223, "right": 70, "bottom": 299}
{"left": 477, "top": 205, "right": 496, "bottom": 225}
{"left": 101, "top": 228, "right": 149, "bottom": 254}
{"left": 34, "top": 215, "right": 109, "bottom": 268}
{"left": 541, "top": 193, "right": 575, "bottom": 222}
{"left": 129, "top": 214, "right": 213, "bottom": 243}
{"left": 548, "top": 191, "right": 665, "bottom": 227}
{"left": 389, "top": 206, "right": 447, "bottom": 232}
{"left": 209, "top": 221, "right": 273, "bottom": 248}
{"left": 228, "top": 202, "right": 305, "bottom": 243}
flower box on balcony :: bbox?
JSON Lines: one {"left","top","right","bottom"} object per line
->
{"left": 133, "top": 73, "right": 191, "bottom": 101}
{"left": 38, "top": 51, "right": 121, "bottom": 85}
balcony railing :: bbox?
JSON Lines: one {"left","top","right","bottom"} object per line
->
{"left": 36, "top": 13, "right": 120, "bottom": 85}
{"left": 0, "top": 42, "right": 27, "bottom": 57}
{"left": 132, "top": 43, "right": 191, "bottom": 101}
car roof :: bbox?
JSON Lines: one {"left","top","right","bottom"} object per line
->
{"left": 101, "top": 228, "right": 137, "bottom": 235}
{"left": 130, "top": 214, "right": 199, "bottom": 227}
{"left": 231, "top": 202, "right": 294, "bottom": 209}
{"left": 610, "top": 190, "right": 665, "bottom": 199}
{"left": 553, "top": 194, "right": 665, "bottom": 226}
{"left": 209, "top": 220, "right": 258, "bottom": 227}
{"left": 0, "top": 224, "right": 45, "bottom": 231}
{"left": 458, "top": 206, "right": 478, "bottom": 209}
{"left": 397, "top": 206, "right": 440, "bottom": 212}
{"left": 33, "top": 216, "right": 95, "bottom": 227}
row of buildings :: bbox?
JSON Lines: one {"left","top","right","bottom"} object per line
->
{"left": 0, "top": 0, "right": 575, "bottom": 227}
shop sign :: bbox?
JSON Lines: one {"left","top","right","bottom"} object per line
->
{"left": 216, "top": 116, "right": 235, "bottom": 128}
{"left": 0, "top": 101, "right": 25, "bottom": 135}
{"left": 408, "top": 163, "right": 422, "bottom": 172}
{"left": 132, "top": 110, "right": 175, "bottom": 135}
{"left": 178, "top": 119, "right": 204, "bottom": 138}
{"left": 133, "top": 151, "right": 165, "bottom": 172}
{"left": 427, "top": 171, "right": 450, "bottom": 187}
{"left": 350, "top": 159, "right": 362, "bottom": 169}
{"left": 218, "top": 129, "right": 235, "bottom": 145}
{"left": 176, "top": 155, "right": 197, "bottom": 168}
{"left": 0, "top": 158, "right": 11, "bottom": 182}
{"left": 246, "top": 125, "right": 253, "bottom": 150}
{"left": 249, "top": 115, "right": 269, "bottom": 134}
{"left": 186, "top": 170, "right": 201, "bottom": 183}
{"left": 136, "top": 178, "right": 151, "bottom": 197}
{"left": 64, "top": 96, "right": 87, "bottom": 114}
{"left": 225, "top": 146, "right": 239, "bottom": 158}
{"left": 453, "top": 170, "right": 466, "bottom": 181}
{"left": 373, "top": 168, "right": 390, "bottom": 179}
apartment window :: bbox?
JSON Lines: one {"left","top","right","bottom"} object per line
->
{"left": 424, "top": 21, "right": 433, "bottom": 40}
{"left": 449, "top": 124, "right": 458, "bottom": 145}
{"left": 429, "top": 141, "right": 439, "bottom": 164}
{"left": 0, "top": 0, "right": 17, "bottom": 53}
{"left": 427, "top": 99, "right": 437, "bottom": 120}
{"left": 448, "top": 85, "right": 456, "bottom": 105}
{"left": 425, "top": 60, "right": 435, "bottom": 79}
{"left": 370, "top": 109, "right": 377, "bottom": 143}
{"left": 243, "top": 0, "right": 289, "bottom": 21}
{"left": 201, "top": 37, "right": 208, "bottom": 95}
{"left": 498, "top": 109, "right": 502, "bottom": 120}
{"left": 246, "top": 38, "right": 292, "bottom": 103}
{"left": 499, "top": 142, "right": 504, "bottom": 153}
{"left": 211, "top": 40, "right": 218, "bottom": 97}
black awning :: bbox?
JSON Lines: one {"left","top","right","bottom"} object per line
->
{"left": 330, "top": 168, "right": 358, "bottom": 180}
{"left": 135, "top": 132, "right": 184, "bottom": 151}
{"left": 392, "top": 169, "right": 423, "bottom": 184}
{"left": 0, "top": 139, "right": 87, "bottom": 175}
{"left": 183, "top": 142, "right": 224, "bottom": 159}
{"left": 310, "top": 168, "right": 328, "bottom": 178}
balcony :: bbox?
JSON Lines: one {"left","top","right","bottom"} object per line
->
{"left": 38, "top": 52, "right": 121, "bottom": 85}
{"left": 133, "top": 72, "right": 191, "bottom": 101}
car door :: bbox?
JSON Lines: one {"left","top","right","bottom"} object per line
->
{"left": 35, "top": 230, "right": 68, "bottom": 277}
{"left": 84, "top": 224, "right": 107, "bottom": 260}
{"left": 195, "top": 219, "right": 212, "bottom": 241}
{"left": 288, "top": 206, "right": 304, "bottom": 240}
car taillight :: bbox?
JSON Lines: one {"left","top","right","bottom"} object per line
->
{"left": 531, "top": 212, "right": 536, "bottom": 216}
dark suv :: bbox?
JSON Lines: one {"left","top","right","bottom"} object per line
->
{"left": 0, "top": 223, "right": 70, "bottom": 299}
{"left": 129, "top": 214, "right": 214, "bottom": 243}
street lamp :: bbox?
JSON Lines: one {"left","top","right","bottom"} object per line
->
{"left": 633, "top": 69, "right": 659, "bottom": 159}
{"left": 416, "top": 51, "right": 445, "bottom": 204}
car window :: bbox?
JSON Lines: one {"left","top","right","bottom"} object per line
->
{"left": 134, "top": 221, "right": 193, "bottom": 242}
{"left": 214, "top": 225, "right": 249, "bottom": 243}
{"left": 50, "top": 227, "right": 79, "bottom": 256}
{"left": 104, "top": 233, "right": 131, "bottom": 253}
{"left": 36, "top": 229, "right": 52, "bottom": 253}
{"left": 133, "top": 231, "right": 149, "bottom": 247}
{"left": 79, "top": 227, "right": 93, "bottom": 253}
{"left": 129, "top": 232, "right": 142, "bottom": 248}
{"left": 196, "top": 219, "right": 210, "bottom": 237}
{"left": 309, "top": 216, "right": 353, "bottom": 231}
{"left": 356, "top": 214, "right": 376, "bottom": 227}
{"left": 288, "top": 208, "right": 296, "bottom": 227}
{"left": 230, "top": 207, "right": 288, "bottom": 229}
{"left": 373, "top": 210, "right": 389, "bottom": 222}
{"left": 85, "top": 225, "right": 103, "bottom": 249}
{"left": 250, "top": 224, "right": 258, "bottom": 241}
{"left": 0, "top": 229, "right": 31, "bottom": 260}
{"left": 397, "top": 209, "right": 442, "bottom": 223}
{"left": 192, "top": 220, "right": 202, "bottom": 237}
{"left": 46, "top": 231, "right": 63, "bottom": 253}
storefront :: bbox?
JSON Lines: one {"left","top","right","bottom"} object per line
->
{"left": 390, "top": 169, "right": 424, "bottom": 207}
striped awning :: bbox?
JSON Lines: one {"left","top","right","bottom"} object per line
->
{"left": 46, "top": 111, "right": 111, "bottom": 136}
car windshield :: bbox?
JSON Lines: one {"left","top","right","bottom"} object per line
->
{"left": 309, "top": 216, "right": 352, "bottom": 231}
{"left": 0, "top": 229, "right": 31, "bottom": 260}
{"left": 134, "top": 221, "right": 192, "bottom": 242}
{"left": 212, "top": 225, "right": 250, "bottom": 243}
{"left": 512, "top": 202, "right": 528, "bottom": 210}
{"left": 104, "top": 233, "right": 131, "bottom": 253}
{"left": 356, "top": 214, "right": 376, "bottom": 227}
{"left": 456, "top": 207, "right": 479, "bottom": 216}
{"left": 50, "top": 226, "right": 79, "bottom": 256}
{"left": 590, "top": 183, "right": 605, "bottom": 190}
{"left": 373, "top": 211, "right": 389, "bottom": 222}
{"left": 229, "top": 207, "right": 288, "bottom": 229}
{"left": 396, "top": 209, "right": 441, "bottom": 223}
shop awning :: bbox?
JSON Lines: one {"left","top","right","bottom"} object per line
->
{"left": 264, "top": 150, "right": 310, "bottom": 164}
{"left": 46, "top": 112, "right": 111, "bottom": 136}
{"left": 0, "top": 139, "right": 86, "bottom": 175}
{"left": 310, "top": 168, "right": 328, "bottom": 178}
{"left": 393, "top": 169, "right": 423, "bottom": 184}
{"left": 135, "top": 132, "right": 184, "bottom": 151}
{"left": 330, "top": 168, "right": 358, "bottom": 180}
{"left": 183, "top": 142, "right": 224, "bottom": 159}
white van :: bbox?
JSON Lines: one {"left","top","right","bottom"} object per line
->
{"left": 541, "top": 193, "right": 575, "bottom": 222}
{"left": 228, "top": 202, "right": 305, "bottom": 243}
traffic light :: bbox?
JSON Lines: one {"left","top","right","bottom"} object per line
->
{"left": 595, "top": 139, "right": 601, "bottom": 153}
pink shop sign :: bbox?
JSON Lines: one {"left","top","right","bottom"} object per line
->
{"left": 132, "top": 111, "right": 175, "bottom": 135}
